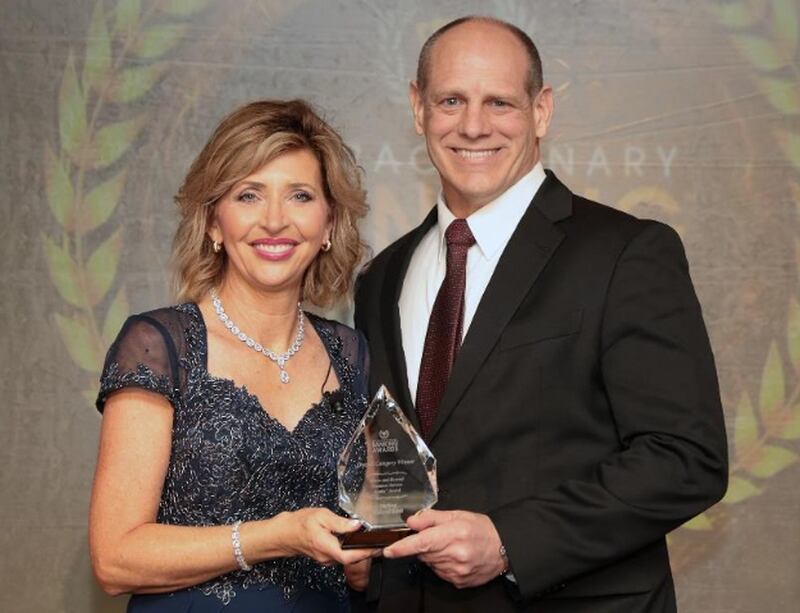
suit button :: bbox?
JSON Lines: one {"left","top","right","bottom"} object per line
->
{"left": 407, "top": 561, "right": 420, "bottom": 578}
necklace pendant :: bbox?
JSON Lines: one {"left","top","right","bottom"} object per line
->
{"left": 210, "top": 289, "right": 303, "bottom": 386}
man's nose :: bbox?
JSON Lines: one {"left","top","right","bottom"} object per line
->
{"left": 458, "top": 104, "right": 491, "bottom": 139}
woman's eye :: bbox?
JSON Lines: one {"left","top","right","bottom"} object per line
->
{"left": 237, "top": 191, "right": 258, "bottom": 203}
{"left": 292, "top": 191, "right": 313, "bottom": 203}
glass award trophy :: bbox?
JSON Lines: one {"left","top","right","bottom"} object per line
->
{"left": 338, "top": 385, "right": 438, "bottom": 548}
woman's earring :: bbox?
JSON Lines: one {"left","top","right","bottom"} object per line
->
{"left": 321, "top": 238, "right": 332, "bottom": 252}
{"left": 212, "top": 240, "right": 222, "bottom": 254}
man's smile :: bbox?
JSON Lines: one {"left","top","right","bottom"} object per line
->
{"left": 450, "top": 147, "right": 502, "bottom": 160}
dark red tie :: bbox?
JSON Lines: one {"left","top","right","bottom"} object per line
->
{"left": 415, "top": 219, "right": 476, "bottom": 438}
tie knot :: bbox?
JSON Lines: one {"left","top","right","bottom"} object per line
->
{"left": 445, "top": 219, "right": 475, "bottom": 247}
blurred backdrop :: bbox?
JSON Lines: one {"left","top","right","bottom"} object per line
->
{"left": 1, "top": 0, "right": 799, "bottom": 611}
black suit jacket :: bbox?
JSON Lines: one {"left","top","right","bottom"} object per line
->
{"left": 353, "top": 171, "right": 728, "bottom": 612}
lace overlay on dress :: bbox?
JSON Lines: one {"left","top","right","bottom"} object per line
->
{"left": 96, "top": 303, "right": 369, "bottom": 605}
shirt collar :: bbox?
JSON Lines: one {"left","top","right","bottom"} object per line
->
{"left": 435, "top": 162, "right": 547, "bottom": 260}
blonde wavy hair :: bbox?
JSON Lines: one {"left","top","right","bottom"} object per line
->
{"left": 173, "top": 99, "right": 368, "bottom": 307}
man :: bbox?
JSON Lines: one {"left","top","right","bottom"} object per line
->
{"left": 353, "top": 16, "right": 727, "bottom": 613}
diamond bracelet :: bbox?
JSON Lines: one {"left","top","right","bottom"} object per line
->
{"left": 231, "top": 520, "right": 252, "bottom": 572}
{"left": 499, "top": 543, "right": 510, "bottom": 576}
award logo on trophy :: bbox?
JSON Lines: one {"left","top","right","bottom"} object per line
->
{"left": 337, "top": 385, "right": 438, "bottom": 548}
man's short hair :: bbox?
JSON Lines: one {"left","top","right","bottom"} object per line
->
{"left": 416, "top": 16, "right": 543, "bottom": 97}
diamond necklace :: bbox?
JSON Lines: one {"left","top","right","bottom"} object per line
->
{"left": 210, "top": 289, "right": 305, "bottom": 384}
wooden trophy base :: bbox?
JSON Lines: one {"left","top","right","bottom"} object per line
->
{"left": 340, "top": 526, "right": 412, "bottom": 549}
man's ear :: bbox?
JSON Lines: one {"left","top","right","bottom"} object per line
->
{"left": 408, "top": 80, "right": 425, "bottom": 136}
{"left": 533, "top": 85, "right": 554, "bottom": 139}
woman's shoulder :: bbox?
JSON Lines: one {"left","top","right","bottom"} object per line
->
{"left": 112, "top": 303, "right": 201, "bottom": 352}
{"left": 122, "top": 303, "right": 200, "bottom": 333}
{"left": 131, "top": 302, "right": 199, "bottom": 323}
{"left": 308, "top": 313, "right": 369, "bottom": 389}
{"left": 306, "top": 312, "right": 364, "bottom": 345}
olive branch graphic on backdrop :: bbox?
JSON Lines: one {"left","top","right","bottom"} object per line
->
{"left": 675, "top": 0, "right": 800, "bottom": 541}
{"left": 45, "top": 0, "right": 210, "bottom": 402}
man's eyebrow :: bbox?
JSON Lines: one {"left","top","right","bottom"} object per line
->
{"left": 427, "top": 87, "right": 463, "bottom": 97}
{"left": 429, "top": 87, "right": 524, "bottom": 99}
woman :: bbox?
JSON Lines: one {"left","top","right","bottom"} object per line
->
{"left": 90, "top": 99, "right": 373, "bottom": 611}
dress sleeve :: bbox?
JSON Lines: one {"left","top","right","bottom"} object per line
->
{"left": 95, "top": 314, "right": 181, "bottom": 413}
{"left": 353, "top": 329, "right": 370, "bottom": 399}
{"left": 329, "top": 320, "right": 370, "bottom": 399}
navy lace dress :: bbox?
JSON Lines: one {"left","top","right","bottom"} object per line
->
{"left": 95, "top": 303, "right": 369, "bottom": 612}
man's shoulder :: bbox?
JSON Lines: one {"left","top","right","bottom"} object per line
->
{"left": 571, "top": 192, "right": 638, "bottom": 226}
{"left": 544, "top": 175, "right": 681, "bottom": 256}
{"left": 567, "top": 190, "right": 666, "bottom": 243}
{"left": 541, "top": 170, "right": 646, "bottom": 233}
{"left": 563, "top": 200, "right": 690, "bottom": 280}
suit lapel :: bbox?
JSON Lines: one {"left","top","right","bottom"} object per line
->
{"left": 428, "top": 171, "right": 573, "bottom": 442}
{"left": 379, "top": 207, "right": 438, "bottom": 430}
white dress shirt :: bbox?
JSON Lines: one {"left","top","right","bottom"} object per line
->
{"left": 399, "top": 163, "right": 547, "bottom": 403}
